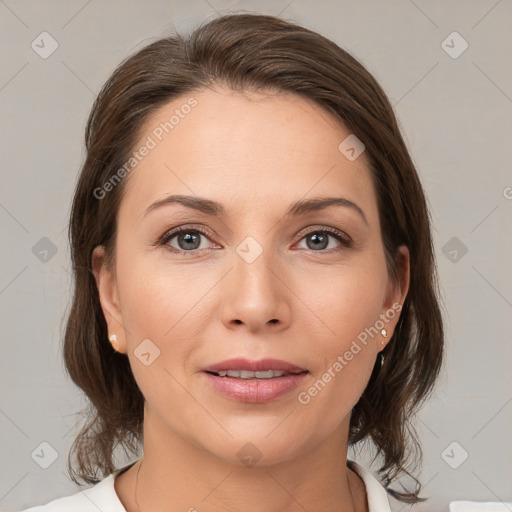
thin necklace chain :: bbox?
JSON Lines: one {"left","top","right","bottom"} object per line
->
{"left": 134, "top": 456, "right": 143, "bottom": 512}
{"left": 133, "top": 456, "right": 358, "bottom": 512}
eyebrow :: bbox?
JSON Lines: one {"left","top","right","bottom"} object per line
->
{"left": 144, "top": 194, "right": 369, "bottom": 226}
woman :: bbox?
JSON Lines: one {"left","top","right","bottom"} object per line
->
{"left": 22, "top": 12, "right": 444, "bottom": 512}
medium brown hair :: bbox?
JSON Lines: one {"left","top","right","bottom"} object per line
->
{"left": 64, "top": 12, "right": 444, "bottom": 504}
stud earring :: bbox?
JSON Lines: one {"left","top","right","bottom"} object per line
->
{"left": 109, "top": 333, "right": 120, "bottom": 353}
{"left": 381, "top": 328, "right": 387, "bottom": 338}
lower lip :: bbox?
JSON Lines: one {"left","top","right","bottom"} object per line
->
{"left": 202, "top": 371, "right": 308, "bottom": 403}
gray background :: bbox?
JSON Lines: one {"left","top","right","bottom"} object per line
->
{"left": 1, "top": 1, "right": 511, "bottom": 511}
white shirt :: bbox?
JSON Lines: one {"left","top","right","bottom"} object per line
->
{"left": 21, "top": 459, "right": 391, "bottom": 511}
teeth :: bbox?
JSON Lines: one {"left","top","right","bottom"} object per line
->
{"left": 216, "top": 370, "right": 289, "bottom": 379}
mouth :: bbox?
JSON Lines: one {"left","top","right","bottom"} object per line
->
{"left": 200, "top": 358, "right": 309, "bottom": 403}
{"left": 204, "top": 369, "right": 307, "bottom": 379}
{"left": 201, "top": 357, "right": 308, "bottom": 376}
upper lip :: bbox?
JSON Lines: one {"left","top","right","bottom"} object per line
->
{"left": 202, "top": 358, "right": 308, "bottom": 374}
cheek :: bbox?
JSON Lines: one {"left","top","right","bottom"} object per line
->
{"left": 116, "top": 254, "right": 223, "bottom": 398}
{"left": 116, "top": 264, "right": 202, "bottom": 414}
{"left": 117, "top": 254, "right": 216, "bottom": 338}
{"left": 292, "top": 256, "right": 386, "bottom": 347}
{"left": 295, "top": 277, "right": 379, "bottom": 428}
{"left": 291, "top": 260, "right": 383, "bottom": 407}
{"left": 296, "top": 347, "right": 375, "bottom": 443}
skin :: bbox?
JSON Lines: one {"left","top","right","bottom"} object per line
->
{"left": 92, "top": 85, "right": 410, "bottom": 512}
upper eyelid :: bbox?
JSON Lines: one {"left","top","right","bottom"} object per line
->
{"left": 162, "top": 224, "right": 348, "bottom": 237}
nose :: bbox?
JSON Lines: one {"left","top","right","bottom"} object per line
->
{"left": 219, "top": 241, "right": 292, "bottom": 333}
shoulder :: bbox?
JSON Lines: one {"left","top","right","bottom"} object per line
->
{"left": 347, "top": 459, "right": 392, "bottom": 512}
{"left": 19, "top": 474, "right": 126, "bottom": 512}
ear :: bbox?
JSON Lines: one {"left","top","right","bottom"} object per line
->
{"left": 92, "top": 245, "right": 127, "bottom": 354}
{"left": 380, "top": 245, "right": 410, "bottom": 347}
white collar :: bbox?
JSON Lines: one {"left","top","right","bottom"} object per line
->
{"left": 347, "top": 459, "right": 392, "bottom": 511}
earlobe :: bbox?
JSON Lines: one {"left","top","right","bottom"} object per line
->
{"left": 92, "top": 245, "right": 126, "bottom": 353}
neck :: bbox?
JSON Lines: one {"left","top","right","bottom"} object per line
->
{"left": 116, "top": 406, "right": 367, "bottom": 512}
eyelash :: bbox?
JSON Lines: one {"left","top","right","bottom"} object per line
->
{"left": 156, "top": 224, "right": 353, "bottom": 256}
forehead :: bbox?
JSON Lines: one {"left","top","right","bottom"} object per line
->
{"left": 120, "top": 86, "right": 378, "bottom": 223}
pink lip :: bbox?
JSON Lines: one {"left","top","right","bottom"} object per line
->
{"left": 201, "top": 371, "right": 308, "bottom": 403}
{"left": 202, "top": 357, "right": 307, "bottom": 374}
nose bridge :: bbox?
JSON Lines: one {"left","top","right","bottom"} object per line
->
{"left": 221, "top": 230, "right": 291, "bottom": 330}
{"left": 233, "top": 232, "right": 278, "bottom": 297}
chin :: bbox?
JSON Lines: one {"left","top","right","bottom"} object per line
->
{"left": 201, "top": 432, "right": 307, "bottom": 469}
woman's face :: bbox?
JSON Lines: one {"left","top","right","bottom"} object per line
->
{"left": 93, "top": 86, "right": 409, "bottom": 466}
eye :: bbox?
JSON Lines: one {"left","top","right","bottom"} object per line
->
{"left": 158, "top": 225, "right": 218, "bottom": 254}
{"left": 157, "top": 224, "right": 352, "bottom": 255}
{"left": 295, "top": 227, "right": 352, "bottom": 252}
